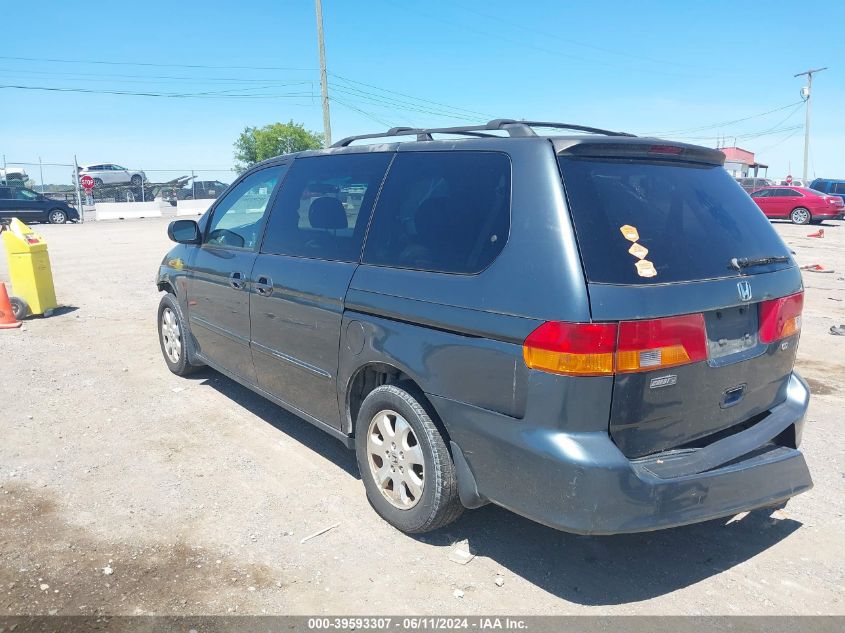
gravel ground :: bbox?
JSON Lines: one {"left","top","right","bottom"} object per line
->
{"left": 1, "top": 216, "right": 843, "bottom": 616}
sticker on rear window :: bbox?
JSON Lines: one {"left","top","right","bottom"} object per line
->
{"left": 628, "top": 243, "right": 648, "bottom": 259}
{"left": 620, "top": 224, "right": 639, "bottom": 241}
{"left": 636, "top": 259, "right": 657, "bottom": 278}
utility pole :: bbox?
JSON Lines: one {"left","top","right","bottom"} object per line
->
{"left": 794, "top": 67, "right": 827, "bottom": 183}
{"left": 315, "top": 0, "right": 332, "bottom": 147}
{"left": 73, "top": 155, "right": 84, "bottom": 224}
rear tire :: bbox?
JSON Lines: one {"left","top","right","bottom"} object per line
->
{"left": 355, "top": 383, "right": 463, "bottom": 533}
{"left": 157, "top": 293, "right": 201, "bottom": 376}
{"left": 790, "top": 207, "right": 811, "bottom": 225}
{"left": 9, "top": 296, "right": 28, "bottom": 320}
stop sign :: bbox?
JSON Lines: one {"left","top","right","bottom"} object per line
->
{"left": 786, "top": 175, "right": 793, "bottom": 184}
{"left": 80, "top": 174, "right": 95, "bottom": 190}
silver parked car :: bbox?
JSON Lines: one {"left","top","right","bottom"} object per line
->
{"left": 78, "top": 163, "right": 145, "bottom": 187}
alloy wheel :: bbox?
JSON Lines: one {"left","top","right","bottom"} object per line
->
{"left": 792, "top": 208, "right": 810, "bottom": 224}
{"left": 161, "top": 307, "right": 182, "bottom": 363}
{"left": 366, "top": 409, "right": 425, "bottom": 509}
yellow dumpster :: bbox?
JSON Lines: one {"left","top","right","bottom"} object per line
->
{"left": 1, "top": 218, "right": 58, "bottom": 317}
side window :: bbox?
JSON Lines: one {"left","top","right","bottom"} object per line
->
{"left": 205, "top": 165, "right": 285, "bottom": 250}
{"left": 16, "top": 189, "right": 38, "bottom": 200}
{"left": 833, "top": 183, "right": 845, "bottom": 194}
{"left": 363, "top": 152, "right": 511, "bottom": 274}
{"left": 261, "top": 153, "right": 393, "bottom": 262}
{"left": 750, "top": 189, "right": 770, "bottom": 198}
{"left": 783, "top": 189, "right": 802, "bottom": 197}
{"left": 0, "top": 187, "right": 12, "bottom": 199}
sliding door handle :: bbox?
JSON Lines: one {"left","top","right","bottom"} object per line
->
{"left": 254, "top": 275, "right": 274, "bottom": 296}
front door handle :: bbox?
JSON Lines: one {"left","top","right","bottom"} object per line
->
{"left": 254, "top": 275, "right": 274, "bottom": 296}
{"left": 229, "top": 271, "right": 246, "bottom": 290}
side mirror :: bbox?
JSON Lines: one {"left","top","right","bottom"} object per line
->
{"left": 167, "top": 219, "right": 201, "bottom": 244}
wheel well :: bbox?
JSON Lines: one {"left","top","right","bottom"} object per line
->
{"left": 157, "top": 281, "right": 176, "bottom": 295}
{"left": 346, "top": 363, "right": 413, "bottom": 434}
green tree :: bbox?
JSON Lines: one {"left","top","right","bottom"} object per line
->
{"left": 233, "top": 120, "right": 324, "bottom": 172}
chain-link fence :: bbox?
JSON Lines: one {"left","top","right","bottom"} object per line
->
{"left": 1, "top": 155, "right": 235, "bottom": 220}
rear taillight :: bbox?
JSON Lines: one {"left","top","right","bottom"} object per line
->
{"left": 523, "top": 322, "right": 617, "bottom": 376}
{"left": 525, "top": 297, "right": 802, "bottom": 377}
{"left": 523, "top": 314, "right": 707, "bottom": 376}
{"left": 616, "top": 314, "right": 708, "bottom": 373}
{"left": 759, "top": 292, "right": 803, "bottom": 343}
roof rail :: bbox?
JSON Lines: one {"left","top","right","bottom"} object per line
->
{"left": 332, "top": 119, "right": 635, "bottom": 147}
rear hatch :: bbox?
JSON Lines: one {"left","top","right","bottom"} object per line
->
{"left": 556, "top": 140, "right": 803, "bottom": 458}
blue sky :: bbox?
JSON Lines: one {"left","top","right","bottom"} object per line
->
{"left": 1, "top": 0, "right": 842, "bottom": 185}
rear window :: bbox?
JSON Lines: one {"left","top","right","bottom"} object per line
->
{"left": 558, "top": 157, "right": 791, "bottom": 284}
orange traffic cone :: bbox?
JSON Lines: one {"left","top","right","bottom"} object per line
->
{"left": 0, "top": 283, "right": 22, "bottom": 329}
{"left": 807, "top": 228, "right": 825, "bottom": 238}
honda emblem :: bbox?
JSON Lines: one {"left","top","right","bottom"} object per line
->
{"left": 737, "top": 280, "right": 753, "bottom": 302}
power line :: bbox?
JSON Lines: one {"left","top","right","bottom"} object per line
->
{"left": 673, "top": 124, "right": 803, "bottom": 142}
{"left": 754, "top": 128, "right": 802, "bottom": 156}
{"left": 453, "top": 2, "right": 693, "bottom": 69}
{"left": 645, "top": 101, "right": 805, "bottom": 136}
{"left": 380, "top": 0, "right": 692, "bottom": 79}
{"left": 0, "top": 54, "right": 316, "bottom": 72}
{"left": 329, "top": 83, "right": 480, "bottom": 121}
{"left": 0, "top": 52, "right": 493, "bottom": 124}
{"left": 0, "top": 68, "right": 311, "bottom": 85}
{"left": 329, "top": 73, "right": 494, "bottom": 119}
{"left": 331, "top": 96, "right": 396, "bottom": 128}
{"left": 0, "top": 84, "right": 315, "bottom": 100}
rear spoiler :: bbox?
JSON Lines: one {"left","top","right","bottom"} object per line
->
{"left": 554, "top": 138, "right": 725, "bottom": 166}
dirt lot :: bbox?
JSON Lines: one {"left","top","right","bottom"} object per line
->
{"left": 1, "top": 216, "right": 844, "bottom": 616}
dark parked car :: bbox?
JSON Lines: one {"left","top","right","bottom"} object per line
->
{"left": 737, "top": 177, "right": 773, "bottom": 193}
{"left": 808, "top": 178, "right": 845, "bottom": 207}
{"left": 178, "top": 180, "right": 229, "bottom": 200}
{"left": 750, "top": 186, "right": 844, "bottom": 224}
{"left": 156, "top": 119, "right": 812, "bottom": 535}
{"left": 0, "top": 186, "right": 79, "bottom": 223}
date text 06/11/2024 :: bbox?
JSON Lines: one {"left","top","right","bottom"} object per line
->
{"left": 307, "top": 617, "right": 528, "bottom": 630}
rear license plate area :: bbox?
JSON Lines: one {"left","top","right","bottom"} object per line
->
{"left": 705, "top": 305, "right": 758, "bottom": 361}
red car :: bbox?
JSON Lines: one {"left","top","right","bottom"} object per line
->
{"left": 750, "top": 185, "right": 844, "bottom": 224}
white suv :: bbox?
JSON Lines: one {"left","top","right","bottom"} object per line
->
{"left": 78, "top": 164, "right": 145, "bottom": 187}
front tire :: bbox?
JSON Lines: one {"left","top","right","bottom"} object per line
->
{"left": 790, "top": 207, "right": 811, "bottom": 225}
{"left": 131, "top": 174, "right": 143, "bottom": 186}
{"left": 47, "top": 208, "right": 68, "bottom": 224}
{"left": 157, "top": 293, "right": 200, "bottom": 376}
{"left": 355, "top": 383, "right": 463, "bottom": 533}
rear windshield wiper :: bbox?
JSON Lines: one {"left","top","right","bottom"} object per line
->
{"left": 729, "top": 255, "right": 790, "bottom": 271}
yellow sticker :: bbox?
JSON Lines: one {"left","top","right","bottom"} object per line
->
{"left": 635, "top": 259, "right": 657, "bottom": 278}
{"left": 628, "top": 243, "right": 649, "bottom": 260}
{"left": 620, "top": 224, "right": 639, "bottom": 242}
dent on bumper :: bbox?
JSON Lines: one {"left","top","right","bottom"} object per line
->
{"left": 432, "top": 372, "right": 813, "bottom": 535}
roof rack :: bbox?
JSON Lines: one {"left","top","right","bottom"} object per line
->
{"left": 332, "top": 119, "right": 636, "bottom": 147}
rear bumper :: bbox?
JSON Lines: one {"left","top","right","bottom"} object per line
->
{"left": 432, "top": 372, "right": 812, "bottom": 535}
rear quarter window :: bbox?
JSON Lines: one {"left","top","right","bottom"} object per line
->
{"left": 558, "top": 157, "right": 791, "bottom": 284}
{"left": 362, "top": 151, "right": 511, "bottom": 274}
